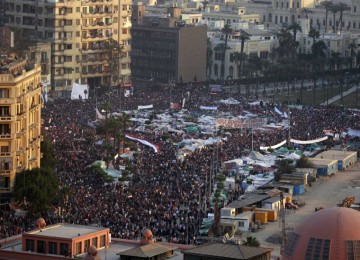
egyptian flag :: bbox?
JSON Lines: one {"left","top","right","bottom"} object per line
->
{"left": 125, "top": 134, "right": 160, "bottom": 153}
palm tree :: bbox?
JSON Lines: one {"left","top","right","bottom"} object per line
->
{"left": 206, "top": 37, "right": 213, "bottom": 78}
{"left": 201, "top": 0, "right": 209, "bottom": 10}
{"left": 96, "top": 102, "right": 112, "bottom": 168}
{"left": 243, "top": 236, "right": 260, "bottom": 247}
{"left": 112, "top": 112, "right": 132, "bottom": 155}
{"left": 238, "top": 30, "right": 250, "bottom": 78}
{"left": 312, "top": 40, "right": 327, "bottom": 58}
{"left": 220, "top": 24, "right": 233, "bottom": 81}
{"left": 348, "top": 40, "right": 358, "bottom": 69}
{"left": 337, "top": 3, "right": 350, "bottom": 33}
{"left": 320, "top": 0, "right": 333, "bottom": 33}
{"left": 330, "top": 4, "right": 340, "bottom": 33}
{"left": 288, "top": 22, "right": 302, "bottom": 45}
{"left": 308, "top": 27, "right": 320, "bottom": 44}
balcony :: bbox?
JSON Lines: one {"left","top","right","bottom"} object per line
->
{"left": 16, "top": 130, "right": 26, "bottom": 138}
{"left": 0, "top": 133, "right": 15, "bottom": 139}
{"left": 0, "top": 170, "right": 11, "bottom": 176}
{"left": 0, "top": 152, "right": 11, "bottom": 157}
{"left": 0, "top": 98, "right": 14, "bottom": 105}
{"left": 0, "top": 187, "right": 10, "bottom": 192}
{"left": 0, "top": 115, "right": 14, "bottom": 122}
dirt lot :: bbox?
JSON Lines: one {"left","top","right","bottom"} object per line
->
{"left": 242, "top": 162, "right": 360, "bottom": 258}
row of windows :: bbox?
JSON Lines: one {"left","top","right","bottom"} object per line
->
{"left": 25, "top": 236, "right": 106, "bottom": 256}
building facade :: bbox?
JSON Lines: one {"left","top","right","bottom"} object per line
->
{"left": 4, "top": 0, "right": 132, "bottom": 98}
{"left": 131, "top": 5, "right": 207, "bottom": 84}
{"left": 0, "top": 58, "right": 42, "bottom": 206}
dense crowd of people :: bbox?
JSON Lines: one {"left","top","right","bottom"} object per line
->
{"left": 1, "top": 83, "right": 360, "bottom": 243}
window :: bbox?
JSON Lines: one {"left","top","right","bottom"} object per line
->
{"left": 0, "top": 88, "right": 11, "bottom": 98}
{"left": 49, "top": 242, "right": 57, "bottom": 254}
{"left": 214, "top": 64, "right": 218, "bottom": 76}
{"left": 84, "top": 239, "right": 90, "bottom": 251}
{"left": 347, "top": 241, "right": 355, "bottom": 259}
{"left": 100, "top": 235, "right": 106, "bottom": 247}
{"left": 260, "top": 51, "right": 269, "bottom": 59}
{"left": 38, "top": 240, "right": 46, "bottom": 253}
{"left": 65, "top": 44, "right": 72, "bottom": 50}
{"left": 92, "top": 237, "right": 98, "bottom": 247}
{"left": 26, "top": 239, "right": 35, "bottom": 252}
{"left": 0, "top": 124, "right": 10, "bottom": 135}
{"left": 65, "top": 56, "right": 72, "bottom": 62}
{"left": 76, "top": 242, "right": 82, "bottom": 255}
{"left": 60, "top": 243, "right": 69, "bottom": 256}
{"left": 238, "top": 221, "right": 244, "bottom": 227}
{"left": 215, "top": 52, "right": 222, "bottom": 61}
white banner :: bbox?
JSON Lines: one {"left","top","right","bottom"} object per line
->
{"left": 200, "top": 106, "right": 218, "bottom": 110}
{"left": 95, "top": 108, "right": 105, "bottom": 120}
{"left": 71, "top": 83, "right": 89, "bottom": 100}
{"left": 290, "top": 136, "right": 328, "bottom": 144}
{"left": 125, "top": 134, "right": 160, "bottom": 153}
{"left": 137, "top": 105, "right": 154, "bottom": 110}
{"left": 260, "top": 140, "right": 287, "bottom": 150}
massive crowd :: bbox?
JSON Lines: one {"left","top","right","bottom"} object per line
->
{"left": 1, "top": 83, "right": 360, "bottom": 243}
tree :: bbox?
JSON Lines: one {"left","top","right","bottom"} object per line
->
{"left": 308, "top": 27, "right": 320, "bottom": 44}
{"left": 275, "top": 159, "right": 295, "bottom": 181}
{"left": 336, "top": 3, "right": 349, "bottom": 33}
{"left": 111, "top": 112, "right": 132, "bottom": 155}
{"left": 320, "top": 0, "right": 333, "bottom": 33}
{"left": 201, "top": 0, "right": 209, "bottom": 10}
{"left": 206, "top": 37, "right": 213, "bottom": 78}
{"left": 330, "top": 4, "right": 339, "bottom": 33}
{"left": 40, "top": 137, "right": 57, "bottom": 172}
{"left": 13, "top": 168, "right": 59, "bottom": 216}
{"left": 296, "top": 155, "right": 314, "bottom": 168}
{"left": 95, "top": 103, "right": 112, "bottom": 168}
{"left": 238, "top": 30, "right": 250, "bottom": 78}
{"left": 220, "top": 24, "right": 233, "bottom": 81}
{"left": 348, "top": 40, "right": 358, "bottom": 69}
{"left": 106, "top": 39, "right": 125, "bottom": 90}
{"left": 312, "top": 40, "right": 327, "bottom": 58}
{"left": 243, "top": 236, "right": 260, "bottom": 247}
{"left": 288, "top": 22, "right": 302, "bottom": 45}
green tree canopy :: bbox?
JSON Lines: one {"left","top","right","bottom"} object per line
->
{"left": 243, "top": 236, "right": 260, "bottom": 247}
{"left": 13, "top": 168, "right": 59, "bottom": 216}
{"left": 40, "top": 136, "right": 57, "bottom": 172}
{"left": 296, "top": 155, "right": 314, "bottom": 168}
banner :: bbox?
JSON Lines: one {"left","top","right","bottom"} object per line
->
{"left": 200, "top": 106, "right": 218, "bottom": 110}
{"left": 216, "top": 118, "right": 267, "bottom": 129}
{"left": 290, "top": 136, "right": 328, "bottom": 144}
{"left": 274, "top": 107, "right": 283, "bottom": 116}
{"left": 125, "top": 134, "right": 160, "bottom": 153}
{"left": 209, "top": 84, "right": 222, "bottom": 92}
{"left": 260, "top": 140, "right": 287, "bottom": 150}
{"left": 170, "top": 102, "right": 181, "bottom": 110}
{"left": 71, "top": 83, "right": 89, "bottom": 100}
{"left": 137, "top": 105, "right": 154, "bottom": 110}
{"left": 95, "top": 108, "right": 105, "bottom": 120}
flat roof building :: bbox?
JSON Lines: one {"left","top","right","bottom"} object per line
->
{"left": 131, "top": 5, "right": 207, "bottom": 85}
{"left": 0, "top": 223, "right": 110, "bottom": 259}
{"left": 315, "top": 149, "right": 357, "bottom": 170}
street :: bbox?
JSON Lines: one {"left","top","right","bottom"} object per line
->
{"left": 243, "top": 162, "right": 360, "bottom": 258}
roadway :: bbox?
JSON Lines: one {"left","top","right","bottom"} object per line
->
{"left": 242, "top": 162, "right": 360, "bottom": 258}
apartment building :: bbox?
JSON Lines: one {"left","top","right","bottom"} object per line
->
{"left": 131, "top": 5, "right": 207, "bottom": 84}
{"left": 4, "top": 0, "right": 132, "bottom": 98}
{"left": 0, "top": 57, "right": 42, "bottom": 206}
{"left": 208, "top": 28, "right": 277, "bottom": 80}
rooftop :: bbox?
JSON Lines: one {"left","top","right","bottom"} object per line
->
{"left": 25, "top": 224, "right": 109, "bottom": 239}
{"left": 183, "top": 243, "right": 272, "bottom": 259}
{"left": 0, "top": 55, "right": 35, "bottom": 77}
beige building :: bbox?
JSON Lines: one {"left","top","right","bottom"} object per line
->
{"left": 0, "top": 58, "right": 42, "bottom": 207}
{"left": 5, "top": 0, "right": 132, "bottom": 98}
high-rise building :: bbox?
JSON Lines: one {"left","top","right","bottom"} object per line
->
{"left": 131, "top": 4, "right": 207, "bottom": 84}
{"left": 0, "top": 57, "right": 42, "bottom": 207}
{"left": 4, "top": 0, "right": 132, "bottom": 98}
